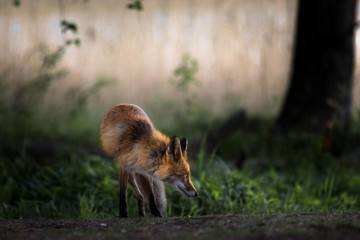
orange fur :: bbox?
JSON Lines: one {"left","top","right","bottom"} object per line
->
{"left": 100, "top": 104, "right": 198, "bottom": 217}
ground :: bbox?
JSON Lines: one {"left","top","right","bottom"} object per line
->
{"left": 1, "top": 213, "right": 359, "bottom": 240}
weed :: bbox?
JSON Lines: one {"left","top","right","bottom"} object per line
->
{"left": 170, "top": 53, "right": 200, "bottom": 93}
{"left": 79, "top": 192, "right": 98, "bottom": 219}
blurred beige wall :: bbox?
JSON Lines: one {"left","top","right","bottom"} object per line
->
{"left": 1, "top": 0, "right": 358, "bottom": 115}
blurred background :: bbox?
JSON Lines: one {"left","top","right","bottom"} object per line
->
{"left": 0, "top": 0, "right": 301, "bottom": 114}
{"left": 0, "top": 0, "right": 360, "bottom": 219}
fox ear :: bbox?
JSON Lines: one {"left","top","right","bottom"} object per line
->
{"left": 180, "top": 137, "right": 188, "bottom": 153}
{"left": 168, "top": 136, "right": 181, "bottom": 161}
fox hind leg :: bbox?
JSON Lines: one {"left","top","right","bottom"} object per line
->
{"left": 118, "top": 167, "right": 129, "bottom": 218}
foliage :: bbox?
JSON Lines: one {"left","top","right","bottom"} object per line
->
{"left": 0, "top": 154, "right": 117, "bottom": 219}
{"left": 12, "top": 0, "right": 20, "bottom": 7}
{"left": 0, "top": 138, "right": 359, "bottom": 219}
{"left": 166, "top": 148, "right": 360, "bottom": 216}
{"left": 127, "top": 0, "right": 143, "bottom": 11}
{"left": 61, "top": 20, "right": 78, "bottom": 34}
{"left": 61, "top": 20, "right": 81, "bottom": 47}
{"left": 0, "top": 48, "right": 111, "bottom": 147}
{"left": 170, "top": 54, "right": 201, "bottom": 93}
{"left": 0, "top": 50, "right": 359, "bottom": 220}
{"left": 147, "top": 54, "right": 217, "bottom": 143}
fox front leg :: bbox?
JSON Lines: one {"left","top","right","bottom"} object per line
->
{"left": 148, "top": 177, "right": 162, "bottom": 217}
{"left": 128, "top": 173, "right": 146, "bottom": 217}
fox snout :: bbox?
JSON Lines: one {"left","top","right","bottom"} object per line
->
{"left": 176, "top": 179, "right": 198, "bottom": 198}
{"left": 188, "top": 189, "right": 199, "bottom": 197}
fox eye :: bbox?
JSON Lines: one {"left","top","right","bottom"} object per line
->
{"left": 184, "top": 174, "right": 188, "bottom": 180}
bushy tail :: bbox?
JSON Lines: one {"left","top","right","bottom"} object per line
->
{"left": 100, "top": 122, "right": 126, "bottom": 156}
{"left": 99, "top": 104, "right": 153, "bottom": 157}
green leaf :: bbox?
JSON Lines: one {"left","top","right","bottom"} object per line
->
{"left": 74, "top": 39, "right": 81, "bottom": 47}
{"left": 61, "top": 20, "right": 78, "bottom": 34}
{"left": 127, "top": 0, "right": 143, "bottom": 11}
{"left": 13, "top": 0, "right": 20, "bottom": 7}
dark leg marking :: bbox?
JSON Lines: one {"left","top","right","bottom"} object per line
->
{"left": 118, "top": 167, "right": 129, "bottom": 218}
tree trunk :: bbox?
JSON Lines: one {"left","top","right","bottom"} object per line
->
{"left": 277, "top": 0, "right": 357, "bottom": 133}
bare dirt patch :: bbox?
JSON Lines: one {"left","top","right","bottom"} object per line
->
{"left": 1, "top": 213, "right": 359, "bottom": 240}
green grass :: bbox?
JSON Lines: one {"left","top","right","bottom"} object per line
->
{"left": 1, "top": 140, "right": 359, "bottom": 219}
{"left": 0, "top": 49, "right": 360, "bottom": 220}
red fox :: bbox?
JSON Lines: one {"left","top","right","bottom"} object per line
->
{"left": 100, "top": 104, "right": 198, "bottom": 217}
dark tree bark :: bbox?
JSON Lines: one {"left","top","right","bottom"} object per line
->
{"left": 277, "top": 0, "right": 357, "bottom": 133}
{"left": 205, "top": 110, "right": 247, "bottom": 151}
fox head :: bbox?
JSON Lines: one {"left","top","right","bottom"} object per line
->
{"left": 158, "top": 136, "right": 198, "bottom": 197}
